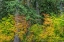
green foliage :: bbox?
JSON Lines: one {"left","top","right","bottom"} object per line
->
{"left": 38, "top": 0, "right": 61, "bottom": 14}
{"left": 23, "top": 14, "right": 64, "bottom": 42}
{"left": 25, "top": 24, "right": 43, "bottom": 42}
{"left": 0, "top": 14, "right": 15, "bottom": 42}
{"left": 0, "top": 13, "right": 64, "bottom": 42}
{"left": 51, "top": 14, "right": 64, "bottom": 38}
{"left": 29, "top": 24, "right": 43, "bottom": 35}
{"left": 0, "top": 0, "right": 64, "bottom": 42}
{"left": 0, "top": 1, "right": 7, "bottom": 19}
{"left": 42, "top": 13, "right": 64, "bottom": 42}
{"left": 5, "top": 0, "right": 41, "bottom": 24}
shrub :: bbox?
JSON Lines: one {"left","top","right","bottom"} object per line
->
{"left": 51, "top": 14, "right": 64, "bottom": 40}
{"left": 43, "top": 13, "right": 64, "bottom": 41}
{"left": 0, "top": 14, "right": 15, "bottom": 42}
{"left": 27, "top": 24, "right": 43, "bottom": 42}
{"left": 0, "top": 14, "right": 29, "bottom": 42}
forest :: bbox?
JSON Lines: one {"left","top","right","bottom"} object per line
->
{"left": 0, "top": 0, "right": 64, "bottom": 42}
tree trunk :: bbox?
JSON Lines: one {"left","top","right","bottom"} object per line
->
{"left": 14, "top": 0, "right": 20, "bottom": 42}
{"left": 35, "top": 0, "right": 40, "bottom": 14}
{"left": 35, "top": 0, "right": 41, "bottom": 24}
{"left": 60, "top": 0, "right": 64, "bottom": 14}
{"left": 27, "top": 0, "right": 30, "bottom": 7}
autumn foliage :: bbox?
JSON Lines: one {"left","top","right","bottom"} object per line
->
{"left": 0, "top": 13, "right": 64, "bottom": 42}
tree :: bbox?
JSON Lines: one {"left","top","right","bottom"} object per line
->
{"left": 0, "top": 0, "right": 7, "bottom": 19}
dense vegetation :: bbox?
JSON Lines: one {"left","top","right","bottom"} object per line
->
{"left": 0, "top": 0, "right": 64, "bottom": 42}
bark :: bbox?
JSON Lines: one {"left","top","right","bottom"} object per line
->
{"left": 27, "top": 0, "right": 30, "bottom": 7}
{"left": 14, "top": 0, "right": 20, "bottom": 42}
{"left": 35, "top": 0, "right": 41, "bottom": 24}
{"left": 60, "top": 1, "right": 64, "bottom": 14}
{"left": 35, "top": 0, "right": 40, "bottom": 14}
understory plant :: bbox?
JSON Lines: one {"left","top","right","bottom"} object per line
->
{"left": 0, "top": 13, "right": 64, "bottom": 42}
{"left": 24, "top": 13, "right": 64, "bottom": 42}
{"left": 0, "top": 14, "right": 15, "bottom": 42}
